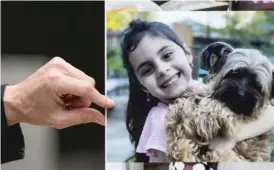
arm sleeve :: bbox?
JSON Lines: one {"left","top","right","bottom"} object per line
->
{"left": 1, "top": 84, "right": 25, "bottom": 164}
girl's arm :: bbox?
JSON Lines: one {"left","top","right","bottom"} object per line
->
{"left": 148, "top": 149, "right": 168, "bottom": 162}
{"left": 236, "top": 105, "right": 274, "bottom": 141}
{"left": 209, "top": 105, "right": 274, "bottom": 153}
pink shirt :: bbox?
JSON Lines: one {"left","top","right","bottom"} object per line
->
{"left": 136, "top": 102, "right": 169, "bottom": 162}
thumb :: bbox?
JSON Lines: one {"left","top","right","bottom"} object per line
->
{"left": 59, "top": 108, "right": 105, "bottom": 128}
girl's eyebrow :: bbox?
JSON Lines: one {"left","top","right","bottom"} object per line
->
{"left": 157, "top": 45, "right": 170, "bottom": 55}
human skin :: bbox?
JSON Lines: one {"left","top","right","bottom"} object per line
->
{"left": 129, "top": 35, "right": 192, "bottom": 104}
{"left": 209, "top": 104, "right": 274, "bottom": 153}
{"left": 3, "top": 57, "right": 115, "bottom": 129}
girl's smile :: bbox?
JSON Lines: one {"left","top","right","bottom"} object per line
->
{"left": 160, "top": 72, "right": 180, "bottom": 88}
{"left": 122, "top": 19, "right": 197, "bottom": 162}
{"left": 129, "top": 35, "right": 192, "bottom": 103}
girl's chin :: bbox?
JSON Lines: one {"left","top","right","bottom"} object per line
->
{"left": 157, "top": 84, "right": 188, "bottom": 102}
{"left": 162, "top": 90, "right": 187, "bottom": 102}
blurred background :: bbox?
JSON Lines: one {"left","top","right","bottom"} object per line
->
{"left": 107, "top": 0, "right": 274, "bottom": 11}
{"left": 106, "top": 10, "right": 274, "bottom": 162}
{"left": 106, "top": 162, "right": 274, "bottom": 170}
{"left": 2, "top": 1, "right": 105, "bottom": 170}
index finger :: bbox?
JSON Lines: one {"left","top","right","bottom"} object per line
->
{"left": 89, "top": 86, "right": 115, "bottom": 108}
{"left": 55, "top": 76, "right": 115, "bottom": 108}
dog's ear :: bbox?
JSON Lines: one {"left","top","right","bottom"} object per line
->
{"left": 200, "top": 42, "right": 234, "bottom": 74}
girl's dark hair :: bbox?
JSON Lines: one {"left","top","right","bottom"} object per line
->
{"left": 120, "top": 19, "right": 190, "bottom": 162}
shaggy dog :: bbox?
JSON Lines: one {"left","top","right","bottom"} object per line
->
{"left": 166, "top": 42, "right": 274, "bottom": 162}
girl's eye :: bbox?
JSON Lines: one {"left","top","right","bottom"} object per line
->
{"left": 141, "top": 67, "right": 153, "bottom": 76}
{"left": 163, "top": 52, "right": 173, "bottom": 60}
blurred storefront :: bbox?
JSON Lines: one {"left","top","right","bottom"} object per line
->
{"left": 231, "top": 0, "right": 274, "bottom": 10}
{"left": 106, "top": 0, "right": 274, "bottom": 12}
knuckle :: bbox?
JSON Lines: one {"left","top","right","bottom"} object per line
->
{"left": 47, "top": 70, "right": 60, "bottom": 81}
{"left": 88, "top": 81, "right": 95, "bottom": 89}
{"left": 52, "top": 56, "right": 65, "bottom": 63}
{"left": 85, "top": 83, "right": 94, "bottom": 93}
{"left": 50, "top": 57, "right": 66, "bottom": 70}
{"left": 90, "top": 78, "right": 95, "bottom": 86}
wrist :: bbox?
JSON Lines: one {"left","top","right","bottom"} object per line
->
{"left": 3, "top": 85, "right": 23, "bottom": 126}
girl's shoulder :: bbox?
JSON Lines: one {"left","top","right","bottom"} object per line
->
{"left": 136, "top": 102, "right": 169, "bottom": 155}
{"left": 148, "top": 102, "right": 169, "bottom": 119}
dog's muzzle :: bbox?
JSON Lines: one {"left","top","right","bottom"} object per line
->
{"left": 212, "top": 69, "right": 264, "bottom": 116}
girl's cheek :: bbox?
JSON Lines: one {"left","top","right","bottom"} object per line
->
{"left": 136, "top": 77, "right": 147, "bottom": 89}
{"left": 142, "top": 77, "right": 154, "bottom": 89}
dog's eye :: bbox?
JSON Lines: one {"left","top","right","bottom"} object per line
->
{"left": 231, "top": 70, "right": 238, "bottom": 74}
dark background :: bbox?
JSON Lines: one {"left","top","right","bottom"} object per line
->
{"left": 2, "top": 1, "right": 105, "bottom": 169}
{"left": 231, "top": 1, "right": 274, "bottom": 10}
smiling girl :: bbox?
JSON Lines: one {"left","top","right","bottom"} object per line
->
{"left": 120, "top": 19, "right": 274, "bottom": 162}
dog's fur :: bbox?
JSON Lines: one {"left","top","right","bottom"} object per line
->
{"left": 166, "top": 45, "right": 274, "bottom": 162}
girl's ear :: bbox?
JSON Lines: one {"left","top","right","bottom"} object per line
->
{"left": 141, "top": 87, "right": 149, "bottom": 94}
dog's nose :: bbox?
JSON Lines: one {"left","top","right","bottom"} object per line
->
{"left": 238, "top": 88, "right": 245, "bottom": 97}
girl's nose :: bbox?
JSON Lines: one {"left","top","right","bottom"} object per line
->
{"left": 156, "top": 62, "right": 170, "bottom": 78}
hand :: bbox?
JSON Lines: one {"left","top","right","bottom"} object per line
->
{"left": 209, "top": 137, "right": 237, "bottom": 154}
{"left": 3, "top": 57, "right": 115, "bottom": 129}
{"left": 188, "top": 80, "right": 207, "bottom": 92}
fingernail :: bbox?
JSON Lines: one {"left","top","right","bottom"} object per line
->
{"left": 107, "top": 99, "right": 115, "bottom": 107}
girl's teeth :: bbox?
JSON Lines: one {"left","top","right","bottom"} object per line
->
{"left": 163, "top": 74, "right": 178, "bottom": 87}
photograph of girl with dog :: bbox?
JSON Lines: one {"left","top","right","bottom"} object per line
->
{"left": 106, "top": 11, "right": 274, "bottom": 163}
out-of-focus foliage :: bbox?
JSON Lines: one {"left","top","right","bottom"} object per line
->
{"left": 107, "top": 43, "right": 126, "bottom": 76}
{"left": 107, "top": 8, "right": 136, "bottom": 31}
{"left": 107, "top": 10, "right": 154, "bottom": 31}
{"left": 265, "top": 11, "right": 274, "bottom": 25}
{"left": 107, "top": 11, "right": 153, "bottom": 77}
{"left": 217, "top": 12, "right": 267, "bottom": 41}
{"left": 216, "top": 11, "right": 273, "bottom": 42}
